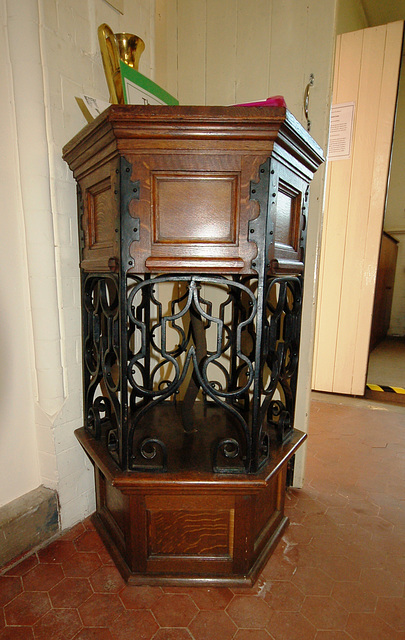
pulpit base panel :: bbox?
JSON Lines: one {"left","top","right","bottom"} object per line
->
{"left": 76, "top": 427, "right": 306, "bottom": 587}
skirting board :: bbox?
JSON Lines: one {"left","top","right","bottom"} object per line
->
{"left": 0, "top": 486, "right": 59, "bottom": 568}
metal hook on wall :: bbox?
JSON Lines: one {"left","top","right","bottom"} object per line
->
{"left": 304, "top": 73, "right": 314, "bottom": 132}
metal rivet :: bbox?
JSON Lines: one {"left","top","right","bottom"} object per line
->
{"left": 114, "top": 190, "right": 118, "bottom": 194}
{"left": 115, "top": 228, "right": 118, "bottom": 233}
{"left": 260, "top": 168, "right": 265, "bottom": 173}
{"left": 270, "top": 230, "right": 273, "bottom": 235}
{"left": 251, "top": 189, "right": 256, "bottom": 194}
{"left": 126, "top": 167, "right": 130, "bottom": 172}
{"left": 133, "top": 188, "right": 137, "bottom": 193}
{"left": 271, "top": 169, "right": 275, "bottom": 174}
{"left": 115, "top": 169, "right": 119, "bottom": 174}
{"left": 134, "top": 228, "right": 138, "bottom": 233}
{"left": 272, "top": 193, "right": 276, "bottom": 197}
{"left": 252, "top": 262, "right": 256, "bottom": 267}
{"left": 128, "top": 260, "right": 133, "bottom": 265}
{"left": 250, "top": 229, "right": 254, "bottom": 233}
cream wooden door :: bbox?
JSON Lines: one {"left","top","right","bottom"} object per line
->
{"left": 312, "top": 21, "right": 403, "bottom": 396}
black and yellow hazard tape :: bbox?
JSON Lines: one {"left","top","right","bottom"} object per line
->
{"left": 367, "top": 383, "right": 405, "bottom": 394}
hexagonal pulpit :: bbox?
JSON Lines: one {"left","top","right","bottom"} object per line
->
{"left": 63, "top": 105, "right": 323, "bottom": 586}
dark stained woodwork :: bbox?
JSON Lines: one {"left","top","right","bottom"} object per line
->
{"left": 152, "top": 172, "right": 239, "bottom": 244}
{"left": 63, "top": 105, "right": 322, "bottom": 276}
{"left": 63, "top": 105, "right": 323, "bottom": 586}
{"left": 147, "top": 507, "right": 231, "bottom": 557}
{"left": 76, "top": 426, "right": 306, "bottom": 586}
{"left": 369, "top": 231, "right": 398, "bottom": 351}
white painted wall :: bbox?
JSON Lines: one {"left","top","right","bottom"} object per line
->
{"left": 0, "top": 0, "right": 154, "bottom": 528}
{"left": 385, "top": 53, "right": 405, "bottom": 337}
{"left": 154, "top": 0, "right": 338, "bottom": 485}
{"left": 0, "top": 0, "right": 40, "bottom": 505}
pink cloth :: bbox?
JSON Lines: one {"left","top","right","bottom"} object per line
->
{"left": 235, "top": 96, "right": 286, "bottom": 107}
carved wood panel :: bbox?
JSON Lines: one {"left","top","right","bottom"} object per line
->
{"left": 127, "top": 153, "right": 260, "bottom": 273}
{"left": 147, "top": 509, "right": 233, "bottom": 557}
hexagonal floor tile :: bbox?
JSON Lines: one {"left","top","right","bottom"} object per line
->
{"left": 49, "top": 577, "right": 93, "bottom": 608}
{"left": 292, "top": 566, "right": 333, "bottom": 596}
{"left": 37, "top": 539, "right": 76, "bottom": 564}
{"left": 300, "top": 595, "right": 348, "bottom": 631}
{"left": 78, "top": 593, "right": 124, "bottom": 627}
{"left": 109, "top": 610, "right": 159, "bottom": 640}
{"left": 359, "top": 568, "right": 404, "bottom": 597}
{"left": 331, "top": 581, "right": 377, "bottom": 613}
{"left": 187, "top": 587, "right": 233, "bottom": 610}
{"left": 151, "top": 629, "right": 193, "bottom": 640}
{"left": 62, "top": 552, "right": 102, "bottom": 578}
{"left": 189, "top": 610, "right": 237, "bottom": 640}
{"left": 264, "top": 581, "right": 305, "bottom": 612}
{"left": 74, "top": 531, "right": 104, "bottom": 553}
{"left": 4, "top": 591, "right": 50, "bottom": 626}
{"left": 375, "top": 596, "right": 405, "bottom": 632}
{"left": 119, "top": 585, "right": 163, "bottom": 610}
{"left": 227, "top": 595, "right": 272, "bottom": 628}
{"left": 151, "top": 594, "right": 198, "bottom": 627}
{"left": 72, "top": 629, "right": 114, "bottom": 640}
{"left": 346, "top": 612, "right": 402, "bottom": 640}
{"left": 267, "top": 611, "right": 316, "bottom": 640}
{"left": 4, "top": 554, "right": 38, "bottom": 577}
{"left": 33, "top": 608, "right": 82, "bottom": 640}
{"left": 89, "top": 566, "right": 125, "bottom": 593}
{"left": 234, "top": 629, "right": 273, "bottom": 640}
{"left": 23, "top": 563, "right": 64, "bottom": 591}
{"left": 0, "top": 576, "right": 22, "bottom": 607}
{"left": 0, "top": 627, "right": 35, "bottom": 639}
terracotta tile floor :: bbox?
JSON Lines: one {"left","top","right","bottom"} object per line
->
{"left": 1, "top": 397, "right": 405, "bottom": 639}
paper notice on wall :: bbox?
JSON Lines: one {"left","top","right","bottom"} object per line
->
{"left": 328, "top": 102, "right": 355, "bottom": 161}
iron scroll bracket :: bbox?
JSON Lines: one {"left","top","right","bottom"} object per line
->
{"left": 120, "top": 156, "right": 140, "bottom": 270}
{"left": 248, "top": 158, "right": 277, "bottom": 274}
{"left": 77, "top": 184, "right": 85, "bottom": 255}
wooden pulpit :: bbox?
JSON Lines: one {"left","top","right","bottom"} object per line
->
{"left": 63, "top": 105, "right": 323, "bottom": 586}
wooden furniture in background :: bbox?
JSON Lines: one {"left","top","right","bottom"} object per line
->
{"left": 369, "top": 231, "right": 398, "bottom": 351}
{"left": 63, "top": 105, "right": 323, "bottom": 586}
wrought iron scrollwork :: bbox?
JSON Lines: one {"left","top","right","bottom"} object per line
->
{"left": 82, "top": 273, "right": 121, "bottom": 462}
{"left": 126, "top": 274, "right": 257, "bottom": 473}
{"left": 262, "top": 277, "right": 302, "bottom": 446}
{"left": 130, "top": 437, "right": 168, "bottom": 472}
{"left": 81, "top": 269, "right": 303, "bottom": 472}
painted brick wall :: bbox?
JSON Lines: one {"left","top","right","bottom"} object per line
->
{"left": 0, "top": 0, "right": 40, "bottom": 507}
{"left": 40, "top": 0, "right": 155, "bottom": 528}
